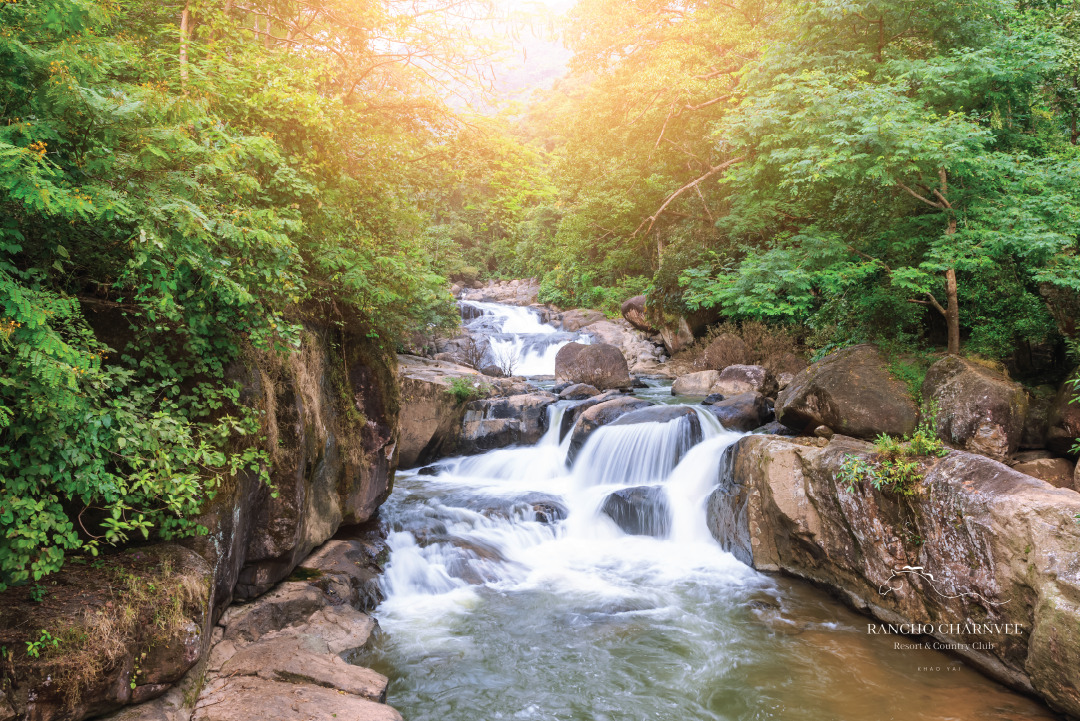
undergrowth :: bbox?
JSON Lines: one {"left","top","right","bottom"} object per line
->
{"left": 446, "top": 376, "right": 487, "bottom": 404}
{"left": 839, "top": 412, "right": 949, "bottom": 496}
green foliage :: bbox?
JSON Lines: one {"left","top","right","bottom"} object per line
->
{"left": 25, "top": 630, "right": 58, "bottom": 659}
{"left": 0, "top": 0, "right": 489, "bottom": 588}
{"left": 840, "top": 416, "right": 949, "bottom": 495}
{"left": 446, "top": 377, "right": 486, "bottom": 404}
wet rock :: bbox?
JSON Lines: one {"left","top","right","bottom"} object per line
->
{"left": 298, "top": 539, "right": 384, "bottom": 612}
{"left": 600, "top": 486, "right": 671, "bottom": 537}
{"left": 1046, "top": 369, "right": 1080, "bottom": 457}
{"left": 559, "top": 308, "right": 607, "bottom": 331}
{"left": 705, "top": 392, "right": 773, "bottom": 432}
{"left": 459, "top": 392, "right": 558, "bottom": 454}
{"left": 220, "top": 635, "right": 388, "bottom": 702}
{"left": 559, "top": 383, "right": 601, "bottom": 400}
{"left": 702, "top": 393, "right": 725, "bottom": 405}
{"left": 566, "top": 396, "right": 654, "bottom": 462}
{"left": 558, "top": 390, "right": 623, "bottom": 440}
{"left": 775, "top": 344, "right": 918, "bottom": 440}
{"left": 702, "top": 333, "right": 750, "bottom": 371}
{"left": 922, "top": 356, "right": 1028, "bottom": 462}
{"left": 672, "top": 370, "right": 720, "bottom": 396}
{"left": 417, "top": 466, "right": 439, "bottom": 476}
{"left": 1011, "top": 457, "right": 1076, "bottom": 488}
{"left": 712, "top": 364, "right": 778, "bottom": 398}
{"left": 620, "top": 295, "right": 655, "bottom": 332}
{"left": 191, "top": 676, "right": 402, "bottom": 721}
{"left": 554, "top": 342, "right": 632, "bottom": 391}
{"left": 708, "top": 434, "right": 1080, "bottom": 719}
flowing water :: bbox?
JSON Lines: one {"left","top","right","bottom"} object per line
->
{"left": 460, "top": 300, "right": 588, "bottom": 376}
{"left": 360, "top": 304, "right": 1058, "bottom": 721}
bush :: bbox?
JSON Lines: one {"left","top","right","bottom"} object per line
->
{"left": 445, "top": 376, "right": 486, "bottom": 404}
{"left": 839, "top": 416, "right": 948, "bottom": 496}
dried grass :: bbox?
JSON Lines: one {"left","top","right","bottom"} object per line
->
{"left": 671, "top": 321, "right": 806, "bottom": 375}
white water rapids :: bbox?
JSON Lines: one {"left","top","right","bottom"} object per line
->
{"left": 459, "top": 300, "right": 588, "bottom": 376}
{"left": 357, "top": 303, "right": 1055, "bottom": 721}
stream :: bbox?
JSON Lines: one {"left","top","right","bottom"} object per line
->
{"left": 360, "top": 303, "right": 1057, "bottom": 721}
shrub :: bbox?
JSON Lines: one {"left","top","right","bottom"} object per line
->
{"left": 446, "top": 376, "right": 486, "bottom": 404}
{"left": 839, "top": 416, "right": 948, "bottom": 496}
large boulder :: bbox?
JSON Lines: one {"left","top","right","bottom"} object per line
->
{"left": 658, "top": 316, "right": 695, "bottom": 355}
{"left": 1046, "top": 370, "right": 1080, "bottom": 458}
{"left": 557, "top": 389, "right": 622, "bottom": 441}
{"left": 579, "top": 319, "right": 668, "bottom": 375}
{"left": 566, "top": 396, "right": 654, "bottom": 462}
{"left": 458, "top": 392, "right": 558, "bottom": 454}
{"left": 672, "top": 370, "right": 720, "bottom": 396}
{"left": 775, "top": 344, "right": 918, "bottom": 439}
{"left": 702, "top": 333, "right": 750, "bottom": 370}
{"left": 554, "top": 342, "right": 632, "bottom": 391}
{"left": 559, "top": 383, "right": 600, "bottom": 400}
{"left": 620, "top": 295, "right": 655, "bottom": 332}
{"left": 708, "top": 434, "right": 1080, "bottom": 719}
{"left": 600, "top": 486, "right": 671, "bottom": 537}
{"left": 559, "top": 308, "right": 607, "bottom": 331}
{"left": 1011, "top": 454, "right": 1076, "bottom": 489}
{"left": 705, "top": 392, "right": 773, "bottom": 432}
{"left": 396, "top": 355, "right": 483, "bottom": 468}
{"left": 712, "top": 364, "right": 777, "bottom": 398}
{"left": 922, "top": 356, "right": 1028, "bottom": 462}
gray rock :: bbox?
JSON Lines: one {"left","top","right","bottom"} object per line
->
{"left": 620, "top": 295, "right": 654, "bottom": 332}
{"left": 775, "top": 344, "right": 918, "bottom": 439}
{"left": 712, "top": 364, "right": 777, "bottom": 398}
{"left": 558, "top": 308, "right": 607, "bottom": 331}
{"left": 705, "top": 392, "right": 773, "bottom": 432}
{"left": 672, "top": 370, "right": 720, "bottom": 396}
{"left": 600, "top": 486, "right": 671, "bottom": 537}
{"left": 554, "top": 342, "right": 632, "bottom": 390}
{"left": 922, "top": 356, "right": 1028, "bottom": 462}
{"left": 220, "top": 582, "right": 329, "bottom": 645}
{"left": 459, "top": 392, "right": 558, "bottom": 454}
{"left": 559, "top": 383, "right": 601, "bottom": 400}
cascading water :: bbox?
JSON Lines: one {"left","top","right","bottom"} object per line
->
{"left": 360, "top": 402, "right": 1053, "bottom": 720}
{"left": 361, "top": 308, "right": 1054, "bottom": 720}
{"left": 459, "top": 300, "right": 589, "bottom": 376}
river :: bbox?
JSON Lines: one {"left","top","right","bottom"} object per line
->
{"left": 358, "top": 303, "right": 1057, "bottom": 721}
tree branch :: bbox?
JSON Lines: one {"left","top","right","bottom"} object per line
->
{"left": 633, "top": 156, "right": 745, "bottom": 236}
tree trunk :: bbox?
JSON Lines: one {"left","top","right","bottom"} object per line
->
{"left": 179, "top": 2, "right": 191, "bottom": 88}
{"left": 945, "top": 267, "right": 960, "bottom": 355}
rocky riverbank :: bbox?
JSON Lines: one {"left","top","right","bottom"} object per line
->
{"left": 0, "top": 324, "right": 401, "bottom": 721}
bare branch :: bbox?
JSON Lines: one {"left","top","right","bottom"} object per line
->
{"left": 633, "top": 156, "right": 746, "bottom": 236}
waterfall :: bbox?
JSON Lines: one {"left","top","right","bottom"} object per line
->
{"left": 363, "top": 384, "right": 1047, "bottom": 720}
{"left": 459, "top": 300, "right": 589, "bottom": 376}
